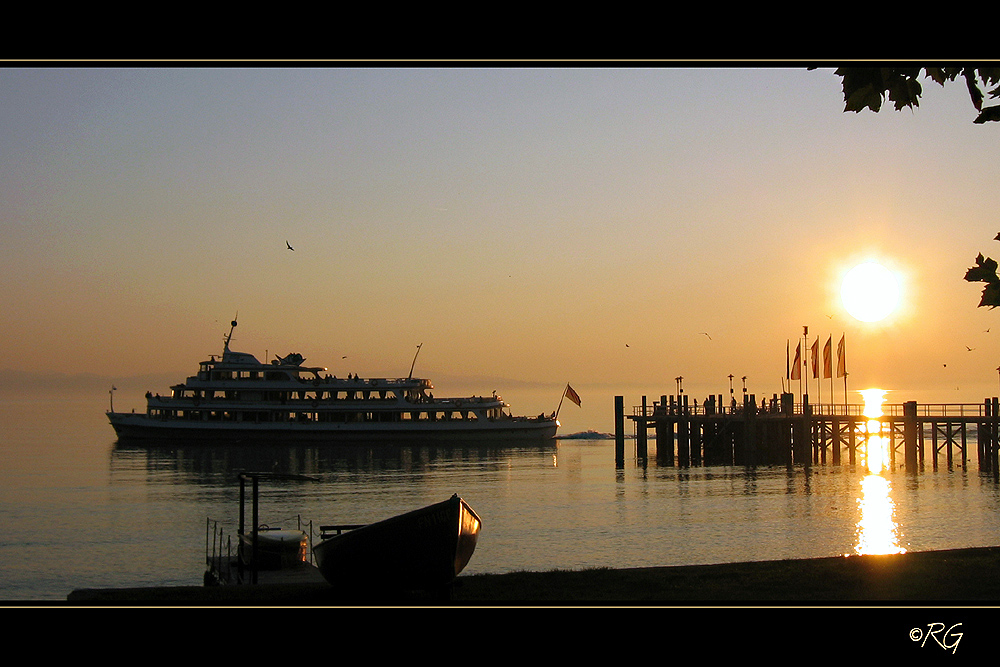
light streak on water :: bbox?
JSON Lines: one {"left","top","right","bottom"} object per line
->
{"left": 853, "top": 388, "right": 905, "bottom": 556}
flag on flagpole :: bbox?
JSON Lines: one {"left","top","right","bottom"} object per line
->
{"left": 810, "top": 339, "right": 819, "bottom": 379}
{"left": 837, "top": 335, "right": 846, "bottom": 378}
{"left": 564, "top": 384, "right": 581, "bottom": 407}
{"left": 790, "top": 342, "right": 802, "bottom": 380}
{"left": 823, "top": 336, "right": 832, "bottom": 379}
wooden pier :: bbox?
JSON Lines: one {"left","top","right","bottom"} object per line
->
{"left": 614, "top": 393, "right": 1000, "bottom": 475}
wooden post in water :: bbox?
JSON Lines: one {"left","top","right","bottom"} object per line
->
{"left": 793, "top": 395, "right": 810, "bottom": 465}
{"left": 848, "top": 417, "right": 857, "bottom": 465}
{"left": 678, "top": 395, "right": 690, "bottom": 467}
{"left": 636, "top": 396, "right": 648, "bottom": 460}
{"left": 990, "top": 396, "right": 1000, "bottom": 481}
{"left": 961, "top": 422, "right": 968, "bottom": 469}
{"left": 691, "top": 396, "right": 702, "bottom": 466}
{"left": 745, "top": 393, "right": 757, "bottom": 466}
{"left": 988, "top": 397, "right": 995, "bottom": 471}
{"left": 832, "top": 416, "right": 841, "bottom": 465}
{"left": 977, "top": 403, "right": 983, "bottom": 470}
{"left": 904, "top": 401, "right": 918, "bottom": 472}
{"left": 657, "top": 395, "right": 673, "bottom": 465}
{"left": 614, "top": 396, "right": 624, "bottom": 467}
{"left": 987, "top": 398, "right": 994, "bottom": 474}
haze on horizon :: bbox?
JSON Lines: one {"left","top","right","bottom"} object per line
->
{"left": 2, "top": 65, "right": 997, "bottom": 434}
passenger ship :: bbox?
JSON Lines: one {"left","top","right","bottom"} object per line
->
{"left": 107, "top": 320, "right": 558, "bottom": 445}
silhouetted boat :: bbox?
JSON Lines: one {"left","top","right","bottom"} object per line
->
{"left": 313, "top": 495, "right": 482, "bottom": 590}
{"left": 239, "top": 527, "right": 309, "bottom": 571}
{"left": 107, "top": 318, "right": 558, "bottom": 445}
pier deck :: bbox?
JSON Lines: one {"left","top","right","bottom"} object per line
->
{"left": 615, "top": 393, "right": 1000, "bottom": 473}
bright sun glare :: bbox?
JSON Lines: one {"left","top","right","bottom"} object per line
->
{"left": 841, "top": 262, "right": 900, "bottom": 322}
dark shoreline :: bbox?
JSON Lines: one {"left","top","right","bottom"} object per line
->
{"left": 59, "top": 545, "right": 1000, "bottom": 606}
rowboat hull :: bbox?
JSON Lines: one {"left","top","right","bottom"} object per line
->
{"left": 313, "top": 495, "right": 482, "bottom": 591}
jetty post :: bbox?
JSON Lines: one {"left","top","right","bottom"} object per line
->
{"left": 988, "top": 396, "right": 1000, "bottom": 480}
{"left": 792, "top": 395, "right": 811, "bottom": 465}
{"left": 614, "top": 396, "right": 625, "bottom": 467}
{"left": 656, "top": 395, "right": 673, "bottom": 466}
{"left": 677, "top": 394, "right": 690, "bottom": 467}
{"left": 979, "top": 398, "right": 992, "bottom": 473}
{"left": 831, "top": 414, "right": 841, "bottom": 466}
{"left": 903, "top": 401, "right": 918, "bottom": 471}
{"left": 744, "top": 393, "right": 757, "bottom": 466}
{"left": 636, "top": 396, "right": 648, "bottom": 460}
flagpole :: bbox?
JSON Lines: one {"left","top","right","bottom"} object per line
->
{"left": 828, "top": 335, "right": 834, "bottom": 409}
{"left": 801, "top": 326, "right": 807, "bottom": 402}
{"left": 813, "top": 338, "right": 821, "bottom": 408}
{"left": 555, "top": 383, "right": 581, "bottom": 420}
{"left": 839, "top": 334, "right": 848, "bottom": 413}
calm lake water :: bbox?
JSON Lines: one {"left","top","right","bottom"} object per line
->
{"left": 4, "top": 391, "right": 1000, "bottom": 602}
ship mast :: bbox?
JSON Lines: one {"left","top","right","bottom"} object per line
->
{"left": 224, "top": 314, "right": 238, "bottom": 352}
{"left": 408, "top": 343, "right": 423, "bottom": 379}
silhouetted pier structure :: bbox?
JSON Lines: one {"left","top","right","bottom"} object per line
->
{"left": 614, "top": 394, "right": 1000, "bottom": 475}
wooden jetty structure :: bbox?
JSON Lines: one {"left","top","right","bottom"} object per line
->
{"left": 615, "top": 394, "right": 1000, "bottom": 475}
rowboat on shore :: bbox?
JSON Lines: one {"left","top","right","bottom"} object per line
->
{"left": 313, "top": 495, "right": 482, "bottom": 591}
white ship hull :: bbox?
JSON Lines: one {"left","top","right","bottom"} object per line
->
{"left": 107, "top": 410, "right": 558, "bottom": 445}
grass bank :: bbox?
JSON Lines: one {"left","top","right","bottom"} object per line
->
{"left": 62, "top": 546, "right": 1000, "bottom": 606}
{"left": 452, "top": 546, "right": 1000, "bottom": 603}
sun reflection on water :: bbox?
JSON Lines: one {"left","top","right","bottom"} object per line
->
{"left": 853, "top": 388, "right": 905, "bottom": 556}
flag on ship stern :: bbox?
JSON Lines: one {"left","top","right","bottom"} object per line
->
{"left": 564, "top": 384, "right": 582, "bottom": 406}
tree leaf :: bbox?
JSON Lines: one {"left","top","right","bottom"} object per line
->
{"left": 980, "top": 282, "right": 1000, "bottom": 309}
{"left": 965, "top": 68, "right": 985, "bottom": 111}
{"left": 974, "top": 105, "right": 1000, "bottom": 124}
{"left": 965, "top": 253, "right": 999, "bottom": 283}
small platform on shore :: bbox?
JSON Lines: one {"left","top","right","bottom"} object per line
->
{"left": 204, "top": 557, "right": 327, "bottom": 586}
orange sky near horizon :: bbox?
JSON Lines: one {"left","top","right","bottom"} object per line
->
{"left": 2, "top": 66, "right": 998, "bottom": 434}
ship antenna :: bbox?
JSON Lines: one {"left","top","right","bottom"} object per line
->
{"left": 224, "top": 313, "right": 238, "bottom": 351}
{"left": 408, "top": 343, "right": 423, "bottom": 379}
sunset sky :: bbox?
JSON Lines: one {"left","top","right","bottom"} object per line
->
{"left": 2, "top": 65, "right": 998, "bottom": 434}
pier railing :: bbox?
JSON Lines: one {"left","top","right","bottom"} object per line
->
{"left": 632, "top": 402, "right": 994, "bottom": 419}
{"left": 617, "top": 393, "right": 1000, "bottom": 473}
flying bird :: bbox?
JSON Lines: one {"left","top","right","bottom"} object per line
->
{"left": 286, "top": 240, "right": 294, "bottom": 251}
{"left": 699, "top": 332, "right": 712, "bottom": 340}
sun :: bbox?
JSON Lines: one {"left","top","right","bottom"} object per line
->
{"left": 841, "top": 262, "right": 900, "bottom": 322}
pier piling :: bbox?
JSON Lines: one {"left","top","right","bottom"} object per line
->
{"left": 614, "top": 396, "right": 625, "bottom": 467}
{"left": 621, "top": 396, "right": 999, "bottom": 470}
